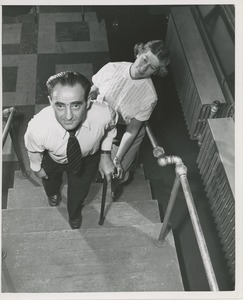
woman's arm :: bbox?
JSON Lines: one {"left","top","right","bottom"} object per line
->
{"left": 114, "top": 118, "right": 143, "bottom": 178}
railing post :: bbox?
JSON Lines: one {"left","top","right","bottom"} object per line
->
{"left": 155, "top": 175, "right": 180, "bottom": 247}
{"left": 155, "top": 162, "right": 187, "bottom": 247}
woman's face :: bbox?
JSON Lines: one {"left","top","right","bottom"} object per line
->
{"left": 131, "top": 50, "right": 161, "bottom": 79}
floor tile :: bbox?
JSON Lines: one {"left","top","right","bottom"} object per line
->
{"left": 19, "top": 21, "right": 38, "bottom": 54}
{"left": 38, "top": 24, "right": 56, "bottom": 53}
{"left": 2, "top": 44, "right": 21, "bottom": 55}
{"left": 38, "top": 12, "right": 108, "bottom": 54}
{"left": 39, "top": 6, "right": 94, "bottom": 13}
{"left": 2, "top": 23, "right": 22, "bottom": 44}
{"left": 2, "top": 13, "right": 37, "bottom": 55}
{"left": 88, "top": 12, "right": 109, "bottom": 50}
{"left": 2, "top": 6, "right": 33, "bottom": 19}
{"left": 56, "top": 21, "right": 90, "bottom": 42}
{"left": 2, "top": 54, "right": 37, "bottom": 106}
{"left": 55, "top": 63, "right": 93, "bottom": 82}
{"left": 2, "top": 67, "right": 18, "bottom": 92}
{"left": 36, "top": 52, "right": 109, "bottom": 103}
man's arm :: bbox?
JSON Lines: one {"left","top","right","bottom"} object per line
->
{"left": 26, "top": 151, "right": 48, "bottom": 179}
{"left": 24, "top": 125, "right": 48, "bottom": 179}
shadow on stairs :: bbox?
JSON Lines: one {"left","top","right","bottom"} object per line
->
{"left": 2, "top": 166, "right": 184, "bottom": 293}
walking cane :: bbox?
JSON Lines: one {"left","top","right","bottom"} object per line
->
{"left": 98, "top": 176, "right": 107, "bottom": 225}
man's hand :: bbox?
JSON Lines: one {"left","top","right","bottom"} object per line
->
{"left": 34, "top": 168, "right": 48, "bottom": 179}
{"left": 99, "top": 153, "right": 115, "bottom": 182}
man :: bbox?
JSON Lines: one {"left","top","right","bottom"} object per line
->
{"left": 24, "top": 71, "right": 117, "bottom": 229}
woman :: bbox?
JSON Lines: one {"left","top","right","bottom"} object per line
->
{"left": 89, "top": 40, "right": 170, "bottom": 198}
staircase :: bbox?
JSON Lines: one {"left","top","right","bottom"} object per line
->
{"left": 2, "top": 166, "right": 184, "bottom": 293}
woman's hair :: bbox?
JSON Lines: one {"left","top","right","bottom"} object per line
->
{"left": 46, "top": 71, "right": 91, "bottom": 100}
{"left": 134, "top": 40, "right": 170, "bottom": 77}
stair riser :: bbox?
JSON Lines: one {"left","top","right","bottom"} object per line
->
{"left": 3, "top": 199, "right": 161, "bottom": 233}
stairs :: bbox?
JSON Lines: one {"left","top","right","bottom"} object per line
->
{"left": 2, "top": 166, "right": 184, "bottom": 293}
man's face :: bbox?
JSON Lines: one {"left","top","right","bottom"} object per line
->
{"left": 132, "top": 50, "right": 161, "bottom": 79}
{"left": 49, "top": 83, "right": 89, "bottom": 131}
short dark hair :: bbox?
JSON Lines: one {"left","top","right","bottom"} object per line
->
{"left": 134, "top": 40, "right": 170, "bottom": 77}
{"left": 46, "top": 71, "right": 91, "bottom": 100}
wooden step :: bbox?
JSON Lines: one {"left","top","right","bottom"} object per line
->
{"left": 2, "top": 223, "right": 184, "bottom": 292}
{"left": 2, "top": 199, "right": 161, "bottom": 234}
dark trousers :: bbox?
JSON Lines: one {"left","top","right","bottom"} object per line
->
{"left": 41, "top": 151, "right": 100, "bottom": 220}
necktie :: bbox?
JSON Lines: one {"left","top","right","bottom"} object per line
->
{"left": 66, "top": 130, "right": 82, "bottom": 173}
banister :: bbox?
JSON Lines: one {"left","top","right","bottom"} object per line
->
{"left": 2, "top": 107, "right": 17, "bottom": 147}
{"left": 145, "top": 121, "right": 219, "bottom": 291}
{"left": 2, "top": 106, "right": 29, "bottom": 178}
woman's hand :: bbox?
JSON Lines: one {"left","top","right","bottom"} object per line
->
{"left": 89, "top": 85, "right": 100, "bottom": 100}
{"left": 113, "top": 156, "right": 123, "bottom": 179}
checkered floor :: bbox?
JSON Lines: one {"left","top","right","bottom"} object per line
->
{"left": 2, "top": 6, "right": 110, "bottom": 162}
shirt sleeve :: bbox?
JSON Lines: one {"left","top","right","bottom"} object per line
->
{"left": 92, "top": 63, "right": 110, "bottom": 88}
{"left": 24, "top": 122, "right": 46, "bottom": 171}
{"left": 26, "top": 151, "right": 44, "bottom": 172}
{"left": 135, "top": 100, "right": 157, "bottom": 122}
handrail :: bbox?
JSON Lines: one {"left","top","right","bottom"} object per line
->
{"left": 2, "top": 107, "right": 29, "bottom": 178}
{"left": 2, "top": 107, "right": 17, "bottom": 147}
{"left": 145, "top": 121, "right": 219, "bottom": 291}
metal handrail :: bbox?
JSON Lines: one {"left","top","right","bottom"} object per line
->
{"left": 145, "top": 121, "right": 219, "bottom": 291}
{"left": 2, "top": 107, "right": 29, "bottom": 178}
{"left": 2, "top": 107, "right": 17, "bottom": 147}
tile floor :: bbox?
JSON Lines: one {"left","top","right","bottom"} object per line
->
{"left": 2, "top": 6, "right": 110, "bottom": 163}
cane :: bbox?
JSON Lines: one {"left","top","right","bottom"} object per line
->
{"left": 98, "top": 176, "right": 107, "bottom": 225}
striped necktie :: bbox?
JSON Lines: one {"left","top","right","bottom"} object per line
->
{"left": 66, "top": 130, "right": 82, "bottom": 173}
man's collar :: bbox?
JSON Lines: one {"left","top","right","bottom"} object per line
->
{"left": 50, "top": 106, "right": 91, "bottom": 138}
{"left": 61, "top": 118, "right": 90, "bottom": 139}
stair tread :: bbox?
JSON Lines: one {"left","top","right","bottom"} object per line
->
{"left": 7, "top": 178, "right": 152, "bottom": 209}
{"left": 7, "top": 184, "right": 103, "bottom": 208}
{"left": 13, "top": 166, "right": 146, "bottom": 188}
{"left": 2, "top": 199, "right": 161, "bottom": 233}
{"left": 13, "top": 170, "right": 43, "bottom": 188}
{"left": 2, "top": 223, "right": 184, "bottom": 292}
